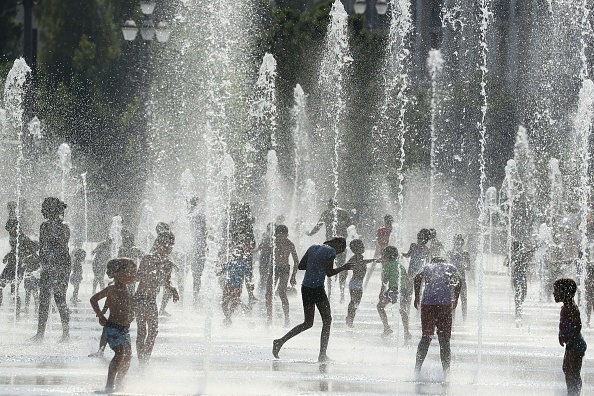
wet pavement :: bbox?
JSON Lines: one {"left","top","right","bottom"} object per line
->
{"left": 0, "top": 269, "right": 591, "bottom": 395}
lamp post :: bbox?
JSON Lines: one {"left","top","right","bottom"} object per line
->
{"left": 353, "top": 0, "right": 389, "bottom": 29}
{"left": 121, "top": 0, "right": 171, "bottom": 43}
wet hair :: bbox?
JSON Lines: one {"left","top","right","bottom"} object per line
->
{"left": 349, "top": 239, "right": 364, "bottom": 253}
{"left": 190, "top": 196, "right": 199, "bottom": 207}
{"left": 418, "top": 229, "right": 430, "bottom": 244}
{"left": 324, "top": 237, "right": 346, "bottom": 252}
{"left": 382, "top": 245, "right": 399, "bottom": 261}
{"left": 431, "top": 256, "right": 446, "bottom": 264}
{"left": 154, "top": 231, "right": 175, "bottom": 247}
{"left": 275, "top": 224, "right": 288, "bottom": 236}
{"left": 554, "top": 278, "right": 577, "bottom": 301}
{"left": 156, "top": 222, "right": 170, "bottom": 235}
{"left": 41, "top": 197, "right": 67, "bottom": 220}
{"left": 106, "top": 258, "right": 136, "bottom": 279}
{"left": 384, "top": 214, "right": 393, "bottom": 224}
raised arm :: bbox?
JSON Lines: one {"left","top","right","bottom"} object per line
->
{"left": 325, "top": 258, "right": 350, "bottom": 277}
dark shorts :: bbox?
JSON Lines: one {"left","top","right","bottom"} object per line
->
{"left": 301, "top": 286, "right": 327, "bottom": 306}
{"left": 421, "top": 304, "right": 453, "bottom": 339}
{"left": 105, "top": 322, "right": 131, "bottom": 351}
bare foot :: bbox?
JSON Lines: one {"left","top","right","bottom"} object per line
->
{"left": 318, "top": 354, "right": 332, "bottom": 363}
{"left": 29, "top": 333, "right": 43, "bottom": 343}
{"left": 272, "top": 339, "right": 282, "bottom": 359}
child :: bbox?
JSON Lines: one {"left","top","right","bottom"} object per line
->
{"left": 273, "top": 237, "right": 351, "bottom": 362}
{"left": 376, "top": 246, "right": 410, "bottom": 339}
{"left": 220, "top": 249, "right": 252, "bottom": 326}
{"left": 90, "top": 258, "right": 137, "bottom": 393}
{"left": 92, "top": 236, "right": 112, "bottom": 294}
{"left": 266, "top": 225, "right": 299, "bottom": 327}
{"left": 134, "top": 231, "right": 178, "bottom": 364}
{"left": 449, "top": 234, "right": 470, "bottom": 320}
{"left": 70, "top": 247, "right": 86, "bottom": 304}
{"left": 32, "top": 197, "right": 71, "bottom": 342}
{"left": 554, "top": 278, "right": 587, "bottom": 396}
{"left": 402, "top": 229, "right": 430, "bottom": 315}
{"left": 345, "top": 239, "right": 375, "bottom": 327}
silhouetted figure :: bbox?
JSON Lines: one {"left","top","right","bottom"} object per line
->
{"left": 344, "top": 239, "right": 375, "bottom": 328}
{"left": 92, "top": 236, "right": 112, "bottom": 294}
{"left": 402, "top": 229, "right": 431, "bottom": 315}
{"left": 70, "top": 247, "right": 86, "bottom": 304}
{"left": 134, "top": 232, "right": 178, "bottom": 364}
{"left": 188, "top": 197, "right": 207, "bottom": 306}
{"left": 585, "top": 262, "right": 594, "bottom": 327}
{"left": 265, "top": 225, "right": 299, "bottom": 327}
{"left": 272, "top": 237, "right": 350, "bottom": 362}
{"left": 364, "top": 214, "right": 394, "bottom": 288}
{"left": 449, "top": 234, "right": 470, "bottom": 321}
{"left": 32, "top": 197, "right": 71, "bottom": 342}
{"left": 554, "top": 278, "right": 587, "bottom": 396}
{"left": 257, "top": 222, "right": 274, "bottom": 298}
{"left": 307, "top": 199, "right": 352, "bottom": 301}
{"left": 505, "top": 241, "right": 534, "bottom": 324}
{"left": 218, "top": 250, "right": 251, "bottom": 326}
{"left": 224, "top": 203, "right": 256, "bottom": 303}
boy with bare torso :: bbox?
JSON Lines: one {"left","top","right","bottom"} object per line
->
{"left": 90, "top": 258, "right": 137, "bottom": 393}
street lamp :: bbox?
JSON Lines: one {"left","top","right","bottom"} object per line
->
{"left": 121, "top": 1, "right": 170, "bottom": 43}
{"left": 353, "top": 0, "right": 389, "bottom": 16}
{"left": 354, "top": 0, "right": 367, "bottom": 14}
{"left": 375, "top": 0, "right": 389, "bottom": 15}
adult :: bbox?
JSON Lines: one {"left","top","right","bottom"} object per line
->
{"left": 413, "top": 256, "right": 461, "bottom": 375}
{"left": 32, "top": 197, "right": 71, "bottom": 342}
{"left": 307, "top": 199, "right": 352, "bottom": 300}
{"left": 272, "top": 237, "right": 350, "bottom": 362}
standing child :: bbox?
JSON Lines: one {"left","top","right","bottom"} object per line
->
{"left": 377, "top": 246, "right": 410, "bottom": 339}
{"left": 554, "top": 278, "right": 587, "bottom": 396}
{"left": 90, "top": 258, "right": 137, "bottom": 393}
{"left": 32, "top": 197, "right": 71, "bottom": 342}
{"left": 345, "top": 239, "right": 375, "bottom": 328}
{"left": 219, "top": 250, "right": 252, "bottom": 326}
{"left": 70, "top": 246, "right": 86, "bottom": 304}
{"left": 266, "top": 225, "right": 299, "bottom": 327}
{"left": 134, "top": 231, "right": 178, "bottom": 364}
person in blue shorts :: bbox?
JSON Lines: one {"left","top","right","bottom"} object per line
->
{"left": 90, "top": 258, "right": 137, "bottom": 393}
{"left": 272, "top": 237, "right": 350, "bottom": 362}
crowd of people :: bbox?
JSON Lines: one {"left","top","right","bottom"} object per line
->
{"left": 0, "top": 196, "right": 588, "bottom": 395}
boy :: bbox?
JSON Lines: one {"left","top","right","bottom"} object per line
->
{"left": 219, "top": 250, "right": 252, "bottom": 326}
{"left": 266, "top": 225, "right": 299, "bottom": 327}
{"left": 554, "top": 278, "right": 587, "bottom": 396}
{"left": 273, "top": 237, "right": 351, "bottom": 362}
{"left": 134, "top": 231, "right": 178, "bottom": 364}
{"left": 90, "top": 258, "right": 137, "bottom": 393}
{"left": 376, "top": 246, "right": 410, "bottom": 340}
{"left": 345, "top": 239, "right": 375, "bottom": 327}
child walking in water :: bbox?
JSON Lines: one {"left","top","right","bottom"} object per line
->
{"left": 134, "top": 232, "right": 178, "bottom": 364}
{"left": 219, "top": 250, "right": 251, "bottom": 326}
{"left": 345, "top": 239, "right": 375, "bottom": 328}
{"left": 554, "top": 278, "right": 587, "bottom": 396}
{"left": 376, "top": 246, "right": 410, "bottom": 340}
{"left": 90, "top": 258, "right": 137, "bottom": 393}
{"left": 265, "top": 225, "right": 299, "bottom": 327}
{"left": 273, "top": 237, "right": 350, "bottom": 362}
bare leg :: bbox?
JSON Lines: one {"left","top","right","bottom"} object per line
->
{"left": 415, "top": 336, "right": 432, "bottom": 371}
{"left": 273, "top": 303, "right": 315, "bottom": 358}
{"left": 316, "top": 299, "right": 332, "bottom": 361}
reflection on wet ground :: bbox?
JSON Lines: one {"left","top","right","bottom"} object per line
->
{"left": 0, "top": 272, "right": 591, "bottom": 395}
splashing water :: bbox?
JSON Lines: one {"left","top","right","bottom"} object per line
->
{"left": 427, "top": 49, "right": 444, "bottom": 225}
{"left": 57, "top": 143, "right": 72, "bottom": 202}
{"left": 109, "top": 215, "right": 123, "bottom": 259}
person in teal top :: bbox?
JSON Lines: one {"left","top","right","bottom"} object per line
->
{"left": 377, "top": 246, "right": 410, "bottom": 340}
{"left": 273, "top": 237, "right": 350, "bottom": 362}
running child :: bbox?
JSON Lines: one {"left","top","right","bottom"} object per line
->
{"left": 376, "top": 246, "right": 410, "bottom": 339}
{"left": 345, "top": 239, "right": 375, "bottom": 328}
{"left": 219, "top": 249, "right": 252, "bottom": 326}
{"left": 90, "top": 258, "right": 137, "bottom": 393}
